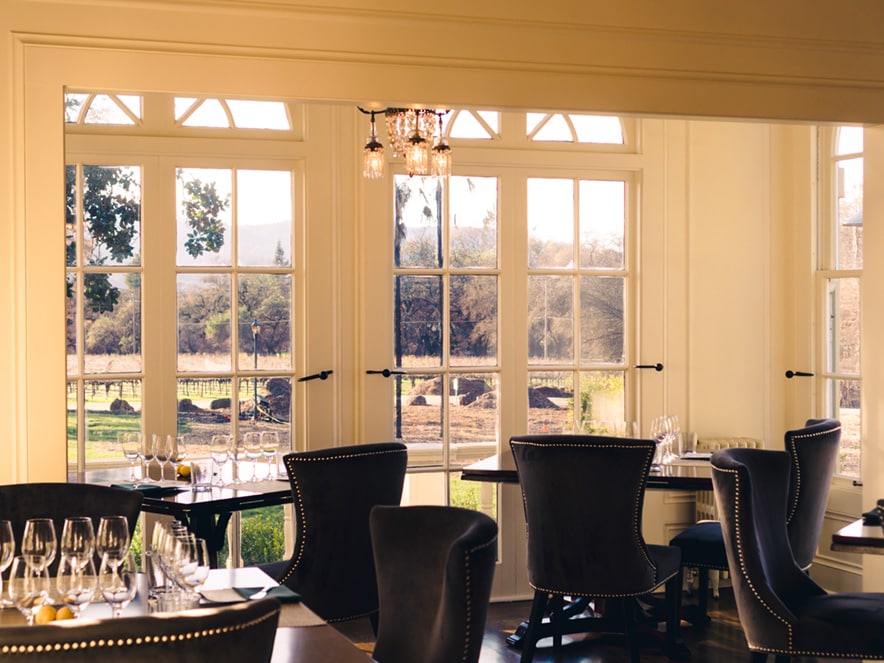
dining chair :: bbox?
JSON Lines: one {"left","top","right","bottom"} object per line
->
{"left": 510, "top": 434, "right": 683, "bottom": 663}
{"left": 712, "top": 446, "right": 884, "bottom": 661}
{"left": 258, "top": 441, "right": 407, "bottom": 629}
{"left": 370, "top": 505, "right": 498, "bottom": 663}
{"left": 0, "top": 482, "right": 143, "bottom": 575}
{"left": 0, "top": 597, "right": 281, "bottom": 662}
{"left": 668, "top": 418, "right": 840, "bottom": 626}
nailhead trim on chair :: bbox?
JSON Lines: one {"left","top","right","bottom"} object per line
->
{"left": 512, "top": 439, "right": 675, "bottom": 597}
{"left": 785, "top": 423, "right": 841, "bottom": 528}
{"left": 713, "top": 464, "right": 794, "bottom": 652}
{"left": 461, "top": 536, "right": 498, "bottom": 663}
{"left": 0, "top": 611, "right": 278, "bottom": 655}
{"left": 279, "top": 446, "right": 407, "bottom": 623}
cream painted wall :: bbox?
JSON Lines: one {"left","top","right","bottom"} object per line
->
{"left": 0, "top": 0, "right": 881, "bottom": 589}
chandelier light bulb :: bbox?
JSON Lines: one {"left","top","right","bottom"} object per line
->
{"left": 363, "top": 112, "right": 385, "bottom": 179}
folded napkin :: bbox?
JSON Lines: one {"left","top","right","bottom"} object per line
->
{"left": 863, "top": 508, "right": 881, "bottom": 526}
{"left": 201, "top": 586, "right": 301, "bottom": 604}
{"left": 111, "top": 483, "right": 184, "bottom": 496}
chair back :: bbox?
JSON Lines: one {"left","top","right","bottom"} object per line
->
{"left": 0, "top": 483, "right": 143, "bottom": 575}
{"left": 510, "top": 434, "right": 665, "bottom": 596}
{"left": 277, "top": 442, "right": 407, "bottom": 623}
{"left": 711, "top": 448, "right": 826, "bottom": 652}
{"left": 785, "top": 418, "right": 841, "bottom": 570}
{"left": 370, "top": 505, "right": 498, "bottom": 663}
{"left": 0, "top": 597, "right": 280, "bottom": 662}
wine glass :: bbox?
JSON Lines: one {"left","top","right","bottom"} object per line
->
{"left": 170, "top": 435, "right": 188, "bottom": 478}
{"left": 243, "top": 432, "right": 263, "bottom": 482}
{"left": 120, "top": 432, "right": 141, "bottom": 482}
{"left": 153, "top": 433, "right": 172, "bottom": 481}
{"left": 98, "top": 550, "right": 137, "bottom": 618}
{"left": 8, "top": 555, "right": 50, "bottom": 625}
{"left": 0, "top": 520, "right": 15, "bottom": 605}
{"left": 140, "top": 432, "right": 157, "bottom": 483}
{"left": 60, "top": 516, "right": 95, "bottom": 571}
{"left": 21, "top": 518, "right": 57, "bottom": 573}
{"left": 173, "top": 535, "right": 210, "bottom": 600}
{"left": 210, "top": 434, "right": 230, "bottom": 486}
{"left": 56, "top": 554, "right": 97, "bottom": 618}
{"left": 261, "top": 431, "right": 280, "bottom": 479}
{"left": 228, "top": 434, "right": 244, "bottom": 484}
{"left": 96, "top": 516, "right": 130, "bottom": 566}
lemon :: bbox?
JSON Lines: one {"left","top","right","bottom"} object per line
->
{"left": 177, "top": 464, "right": 191, "bottom": 478}
{"left": 35, "top": 605, "right": 57, "bottom": 624}
{"left": 55, "top": 606, "right": 75, "bottom": 620}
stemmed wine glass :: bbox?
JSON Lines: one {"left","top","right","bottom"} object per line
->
{"left": 96, "top": 516, "right": 130, "bottom": 567}
{"left": 210, "top": 434, "right": 230, "bottom": 486}
{"left": 173, "top": 534, "right": 210, "bottom": 600}
{"left": 228, "top": 434, "right": 244, "bottom": 484}
{"left": 153, "top": 433, "right": 172, "bottom": 481}
{"left": 140, "top": 432, "right": 157, "bottom": 483}
{"left": 120, "top": 432, "right": 141, "bottom": 483}
{"left": 60, "top": 516, "right": 95, "bottom": 572}
{"left": 0, "top": 520, "right": 15, "bottom": 605}
{"left": 56, "top": 554, "right": 97, "bottom": 618}
{"left": 21, "top": 518, "right": 57, "bottom": 573}
{"left": 243, "top": 432, "right": 263, "bottom": 482}
{"left": 98, "top": 550, "right": 137, "bottom": 618}
{"left": 170, "top": 435, "right": 188, "bottom": 479}
{"left": 8, "top": 555, "right": 50, "bottom": 625}
{"left": 261, "top": 431, "right": 280, "bottom": 479}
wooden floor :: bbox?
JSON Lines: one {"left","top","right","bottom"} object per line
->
{"left": 335, "top": 589, "right": 768, "bottom": 662}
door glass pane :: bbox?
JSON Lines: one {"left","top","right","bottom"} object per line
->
{"left": 528, "top": 371, "right": 574, "bottom": 434}
{"left": 450, "top": 375, "right": 498, "bottom": 464}
{"left": 395, "top": 176, "right": 442, "bottom": 269}
{"left": 528, "top": 275, "right": 574, "bottom": 363}
{"left": 83, "top": 379, "right": 142, "bottom": 463}
{"left": 176, "top": 168, "right": 232, "bottom": 266}
{"left": 450, "top": 275, "right": 497, "bottom": 367}
{"left": 826, "top": 277, "right": 860, "bottom": 374}
{"left": 177, "top": 274, "right": 232, "bottom": 372}
{"left": 579, "top": 180, "right": 625, "bottom": 269}
{"left": 83, "top": 272, "right": 142, "bottom": 373}
{"left": 580, "top": 275, "right": 624, "bottom": 363}
{"left": 449, "top": 176, "right": 498, "bottom": 268}
{"left": 396, "top": 374, "right": 443, "bottom": 464}
{"left": 237, "top": 274, "right": 292, "bottom": 371}
{"left": 396, "top": 275, "right": 442, "bottom": 368}
{"left": 82, "top": 166, "right": 141, "bottom": 267}
{"left": 836, "top": 157, "right": 863, "bottom": 270}
{"left": 578, "top": 371, "right": 626, "bottom": 434}
{"left": 236, "top": 170, "right": 292, "bottom": 267}
{"left": 450, "top": 473, "right": 497, "bottom": 523}
{"left": 528, "top": 178, "right": 574, "bottom": 268}
{"left": 176, "top": 377, "right": 232, "bottom": 454}
{"left": 828, "top": 378, "right": 860, "bottom": 477}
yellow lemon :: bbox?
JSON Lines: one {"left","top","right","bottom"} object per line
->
{"left": 55, "top": 606, "right": 75, "bottom": 620}
{"left": 35, "top": 605, "right": 57, "bottom": 624}
{"left": 177, "top": 464, "right": 191, "bottom": 478}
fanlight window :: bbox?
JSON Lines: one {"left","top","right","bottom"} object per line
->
{"left": 175, "top": 98, "right": 291, "bottom": 130}
{"left": 65, "top": 93, "right": 142, "bottom": 125}
{"left": 528, "top": 113, "right": 624, "bottom": 144}
{"left": 443, "top": 110, "right": 500, "bottom": 140}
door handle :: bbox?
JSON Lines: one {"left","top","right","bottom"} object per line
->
{"left": 297, "top": 370, "right": 333, "bottom": 382}
{"left": 785, "top": 370, "right": 814, "bottom": 378}
{"left": 634, "top": 363, "right": 664, "bottom": 372}
{"left": 366, "top": 369, "right": 407, "bottom": 378}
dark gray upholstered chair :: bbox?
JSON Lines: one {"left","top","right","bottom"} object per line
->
{"left": 0, "top": 597, "right": 281, "bottom": 662}
{"left": 510, "top": 435, "right": 683, "bottom": 663}
{"left": 669, "top": 418, "right": 841, "bottom": 626}
{"left": 712, "top": 446, "right": 884, "bottom": 662}
{"left": 0, "top": 482, "right": 143, "bottom": 576}
{"left": 370, "top": 505, "right": 498, "bottom": 663}
{"left": 258, "top": 441, "right": 407, "bottom": 628}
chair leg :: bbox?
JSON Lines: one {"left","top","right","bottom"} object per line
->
{"left": 696, "top": 569, "right": 711, "bottom": 625}
{"left": 620, "top": 597, "right": 641, "bottom": 663}
{"left": 549, "top": 594, "right": 564, "bottom": 650}
{"left": 519, "top": 591, "right": 550, "bottom": 663}
{"left": 664, "top": 574, "right": 691, "bottom": 661}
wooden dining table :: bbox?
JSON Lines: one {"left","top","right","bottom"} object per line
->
{"left": 0, "top": 567, "right": 370, "bottom": 662}
{"left": 831, "top": 517, "right": 884, "bottom": 554}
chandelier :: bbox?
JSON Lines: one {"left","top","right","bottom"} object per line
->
{"left": 358, "top": 107, "right": 451, "bottom": 179}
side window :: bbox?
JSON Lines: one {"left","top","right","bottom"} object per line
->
{"left": 819, "top": 125, "right": 862, "bottom": 478}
